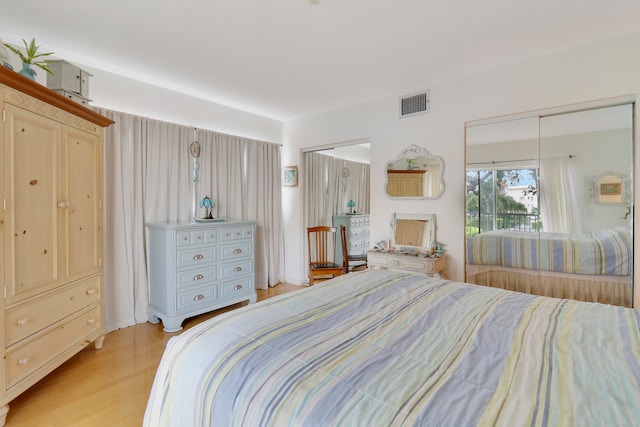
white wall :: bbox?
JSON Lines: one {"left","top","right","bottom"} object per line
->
{"left": 282, "top": 31, "right": 640, "bottom": 304}
{"left": 5, "top": 56, "right": 282, "bottom": 143}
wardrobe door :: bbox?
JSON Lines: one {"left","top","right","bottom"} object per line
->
{"left": 3, "top": 104, "right": 62, "bottom": 305}
{"left": 61, "top": 127, "right": 102, "bottom": 283}
{"left": 538, "top": 104, "right": 634, "bottom": 305}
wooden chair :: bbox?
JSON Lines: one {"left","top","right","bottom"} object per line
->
{"left": 307, "top": 226, "right": 345, "bottom": 285}
{"left": 340, "top": 225, "right": 368, "bottom": 273}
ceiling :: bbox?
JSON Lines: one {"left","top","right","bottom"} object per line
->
{"left": 2, "top": 0, "right": 640, "bottom": 121}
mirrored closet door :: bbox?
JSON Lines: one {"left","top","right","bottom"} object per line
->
{"left": 466, "top": 101, "right": 634, "bottom": 307}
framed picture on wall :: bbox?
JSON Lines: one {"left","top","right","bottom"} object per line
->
{"left": 600, "top": 182, "right": 621, "bottom": 195}
{"left": 282, "top": 166, "right": 298, "bottom": 187}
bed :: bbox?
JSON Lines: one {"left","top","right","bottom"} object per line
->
{"left": 144, "top": 269, "right": 640, "bottom": 426}
{"left": 466, "top": 226, "right": 633, "bottom": 307}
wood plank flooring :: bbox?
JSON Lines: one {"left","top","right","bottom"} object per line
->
{"left": 4, "top": 283, "right": 302, "bottom": 427}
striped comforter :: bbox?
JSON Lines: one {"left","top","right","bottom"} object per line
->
{"left": 466, "top": 226, "right": 632, "bottom": 275}
{"left": 144, "top": 269, "right": 640, "bottom": 426}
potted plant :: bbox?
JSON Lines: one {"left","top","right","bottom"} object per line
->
{"left": 3, "top": 38, "right": 53, "bottom": 80}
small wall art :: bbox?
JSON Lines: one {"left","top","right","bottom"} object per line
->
{"left": 282, "top": 166, "right": 298, "bottom": 187}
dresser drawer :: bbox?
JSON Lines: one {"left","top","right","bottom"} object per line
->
{"left": 220, "top": 259, "right": 253, "bottom": 280}
{"left": 176, "top": 266, "right": 217, "bottom": 290}
{"left": 220, "top": 241, "right": 253, "bottom": 261}
{"left": 5, "top": 276, "right": 101, "bottom": 346}
{"left": 6, "top": 306, "right": 101, "bottom": 388}
{"left": 177, "top": 285, "right": 219, "bottom": 311}
{"left": 350, "top": 239, "right": 364, "bottom": 251}
{"left": 177, "top": 247, "right": 217, "bottom": 269}
{"left": 221, "top": 277, "right": 254, "bottom": 298}
{"left": 176, "top": 228, "right": 218, "bottom": 246}
{"left": 351, "top": 228, "right": 365, "bottom": 238}
{"left": 219, "top": 226, "right": 253, "bottom": 242}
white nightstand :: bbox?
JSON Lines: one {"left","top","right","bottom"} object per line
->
{"left": 367, "top": 251, "right": 447, "bottom": 278}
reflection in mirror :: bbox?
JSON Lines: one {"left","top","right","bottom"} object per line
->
{"left": 390, "top": 213, "right": 435, "bottom": 254}
{"left": 465, "top": 102, "right": 634, "bottom": 307}
{"left": 385, "top": 145, "right": 445, "bottom": 199}
{"left": 304, "top": 141, "right": 371, "bottom": 229}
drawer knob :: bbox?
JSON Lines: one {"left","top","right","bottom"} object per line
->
{"left": 193, "top": 254, "right": 204, "bottom": 260}
{"left": 18, "top": 357, "right": 29, "bottom": 366}
{"left": 233, "top": 266, "right": 242, "bottom": 273}
{"left": 193, "top": 294, "right": 205, "bottom": 301}
{"left": 17, "top": 317, "right": 28, "bottom": 326}
{"left": 233, "top": 284, "right": 243, "bottom": 290}
{"left": 86, "top": 289, "right": 96, "bottom": 295}
{"left": 57, "top": 201, "right": 69, "bottom": 208}
{"left": 233, "top": 248, "right": 242, "bottom": 254}
{"left": 87, "top": 318, "right": 96, "bottom": 325}
{"left": 193, "top": 274, "right": 204, "bottom": 281}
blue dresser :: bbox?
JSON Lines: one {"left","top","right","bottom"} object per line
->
{"left": 146, "top": 220, "right": 257, "bottom": 332}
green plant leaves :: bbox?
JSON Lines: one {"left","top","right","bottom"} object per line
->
{"left": 3, "top": 38, "right": 53, "bottom": 74}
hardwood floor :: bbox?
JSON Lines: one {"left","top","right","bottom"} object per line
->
{"left": 4, "top": 283, "right": 302, "bottom": 427}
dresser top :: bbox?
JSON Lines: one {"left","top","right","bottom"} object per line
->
{"left": 333, "top": 214, "right": 369, "bottom": 219}
{"left": 146, "top": 219, "right": 256, "bottom": 229}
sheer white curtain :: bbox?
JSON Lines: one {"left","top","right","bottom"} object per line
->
{"left": 334, "top": 159, "right": 370, "bottom": 215}
{"left": 304, "top": 152, "right": 336, "bottom": 227}
{"left": 96, "top": 108, "right": 282, "bottom": 332}
{"left": 539, "top": 156, "right": 583, "bottom": 233}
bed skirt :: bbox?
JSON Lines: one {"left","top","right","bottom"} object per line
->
{"left": 465, "top": 264, "right": 632, "bottom": 307}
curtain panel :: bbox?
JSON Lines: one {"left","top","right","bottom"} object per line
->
{"left": 96, "top": 108, "right": 283, "bottom": 332}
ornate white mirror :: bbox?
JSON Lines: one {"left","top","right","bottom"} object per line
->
{"left": 385, "top": 144, "right": 445, "bottom": 199}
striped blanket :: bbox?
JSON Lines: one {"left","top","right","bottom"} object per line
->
{"left": 144, "top": 269, "right": 640, "bottom": 426}
{"left": 466, "top": 226, "right": 632, "bottom": 276}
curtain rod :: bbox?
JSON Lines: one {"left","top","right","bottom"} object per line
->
{"left": 467, "top": 154, "right": 574, "bottom": 166}
{"left": 466, "top": 158, "right": 536, "bottom": 166}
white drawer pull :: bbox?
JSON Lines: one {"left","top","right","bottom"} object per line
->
{"left": 233, "top": 284, "right": 243, "bottom": 290}
{"left": 57, "top": 201, "right": 69, "bottom": 208}
{"left": 17, "top": 317, "right": 28, "bottom": 326}
{"left": 87, "top": 318, "right": 96, "bottom": 325}
{"left": 233, "top": 248, "right": 242, "bottom": 254}
{"left": 193, "top": 274, "right": 204, "bottom": 281}
{"left": 193, "top": 294, "right": 204, "bottom": 301}
{"left": 233, "top": 266, "right": 242, "bottom": 273}
{"left": 193, "top": 254, "right": 204, "bottom": 260}
{"left": 18, "top": 357, "right": 29, "bottom": 366}
{"left": 86, "top": 289, "right": 96, "bottom": 295}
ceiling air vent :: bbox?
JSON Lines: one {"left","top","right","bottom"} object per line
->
{"left": 400, "top": 90, "right": 429, "bottom": 118}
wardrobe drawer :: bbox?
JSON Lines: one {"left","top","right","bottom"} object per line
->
{"left": 176, "top": 247, "right": 216, "bottom": 269}
{"left": 6, "top": 306, "right": 101, "bottom": 388}
{"left": 220, "top": 259, "right": 253, "bottom": 280}
{"left": 177, "top": 285, "right": 219, "bottom": 311}
{"left": 5, "top": 276, "right": 101, "bottom": 346}
{"left": 220, "top": 241, "right": 253, "bottom": 261}
{"left": 176, "top": 266, "right": 217, "bottom": 290}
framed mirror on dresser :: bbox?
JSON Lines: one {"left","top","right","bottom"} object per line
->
{"left": 368, "top": 213, "right": 447, "bottom": 278}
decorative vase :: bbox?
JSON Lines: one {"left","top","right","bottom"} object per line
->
{"left": 19, "top": 62, "right": 36, "bottom": 80}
